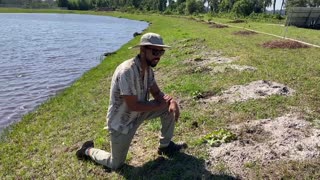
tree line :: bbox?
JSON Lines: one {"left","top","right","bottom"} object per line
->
{"left": 1, "top": 0, "right": 319, "bottom": 16}
{"left": 58, "top": 0, "right": 320, "bottom": 16}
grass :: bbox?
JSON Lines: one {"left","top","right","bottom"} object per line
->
{"left": 1, "top": 8, "right": 320, "bottom": 179}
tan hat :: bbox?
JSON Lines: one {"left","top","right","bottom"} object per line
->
{"left": 129, "top": 32, "right": 171, "bottom": 49}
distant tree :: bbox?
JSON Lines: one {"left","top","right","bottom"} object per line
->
{"left": 280, "top": 0, "right": 285, "bottom": 14}
{"left": 207, "top": 0, "right": 220, "bottom": 13}
{"left": 186, "top": 0, "right": 198, "bottom": 14}
{"left": 232, "top": 0, "right": 254, "bottom": 16}
{"left": 310, "top": 0, "right": 320, "bottom": 6}
{"left": 177, "top": 1, "right": 187, "bottom": 13}
{"left": 286, "top": 0, "right": 307, "bottom": 7}
{"left": 219, "top": 0, "right": 233, "bottom": 12}
{"left": 256, "top": 0, "right": 272, "bottom": 12}
{"left": 167, "top": 0, "right": 176, "bottom": 9}
{"left": 96, "top": 0, "right": 110, "bottom": 7}
{"left": 78, "top": 0, "right": 91, "bottom": 10}
{"left": 57, "top": 0, "right": 68, "bottom": 7}
{"left": 273, "top": 0, "right": 276, "bottom": 14}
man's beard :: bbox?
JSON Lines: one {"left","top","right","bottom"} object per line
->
{"left": 146, "top": 58, "right": 159, "bottom": 67}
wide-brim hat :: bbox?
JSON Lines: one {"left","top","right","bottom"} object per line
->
{"left": 129, "top": 32, "right": 171, "bottom": 49}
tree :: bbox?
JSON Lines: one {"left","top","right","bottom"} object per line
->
{"left": 207, "top": 0, "right": 220, "bottom": 13}
{"left": 219, "top": 0, "right": 233, "bottom": 12}
{"left": 57, "top": 0, "right": 68, "bottom": 7}
{"left": 232, "top": 0, "right": 255, "bottom": 16}
{"left": 286, "top": 0, "right": 307, "bottom": 7}
{"left": 186, "top": 0, "right": 198, "bottom": 14}
{"left": 280, "top": 0, "right": 285, "bottom": 14}
{"left": 273, "top": 0, "right": 276, "bottom": 14}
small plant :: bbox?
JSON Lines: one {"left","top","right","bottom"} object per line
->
{"left": 198, "top": 129, "right": 237, "bottom": 147}
{"left": 191, "top": 90, "right": 203, "bottom": 100}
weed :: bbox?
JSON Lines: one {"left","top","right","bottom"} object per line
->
{"left": 197, "top": 129, "right": 237, "bottom": 147}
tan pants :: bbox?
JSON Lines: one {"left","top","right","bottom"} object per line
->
{"left": 88, "top": 107, "right": 175, "bottom": 170}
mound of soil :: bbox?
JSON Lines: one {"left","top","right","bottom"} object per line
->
{"left": 233, "top": 31, "right": 257, "bottom": 36}
{"left": 209, "top": 24, "right": 229, "bottom": 28}
{"left": 229, "top": 19, "right": 246, "bottom": 23}
{"left": 186, "top": 51, "right": 239, "bottom": 67}
{"left": 207, "top": 21, "right": 216, "bottom": 24}
{"left": 262, "top": 40, "right": 309, "bottom": 49}
{"left": 209, "top": 114, "right": 320, "bottom": 178}
{"left": 211, "top": 65, "right": 257, "bottom": 73}
{"left": 203, "top": 80, "right": 295, "bottom": 103}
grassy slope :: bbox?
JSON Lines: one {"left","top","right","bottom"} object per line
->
{"left": 1, "top": 8, "right": 320, "bottom": 179}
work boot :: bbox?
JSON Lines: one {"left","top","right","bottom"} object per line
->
{"left": 158, "top": 141, "right": 188, "bottom": 156}
{"left": 76, "top": 140, "right": 94, "bottom": 160}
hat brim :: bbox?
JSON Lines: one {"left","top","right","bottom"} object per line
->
{"left": 128, "top": 43, "right": 171, "bottom": 49}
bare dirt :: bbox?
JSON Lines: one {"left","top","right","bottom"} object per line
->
{"left": 209, "top": 24, "right": 229, "bottom": 28}
{"left": 202, "top": 80, "right": 295, "bottom": 103}
{"left": 186, "top": 51, "right": 239, "bottom": 66}
{"left": 211, "top": 64, "right": 257, "bottom": 74}
{"left": 261, "top": 40, "right": 310, "bottom": 49}
{"left": 229, "top": 20, "right": 246, "bottom": 23}
{"left": 233, "top": 30, "right": 257, "bottom": 36}
{"left": 208, "top": 113, "right": 320, "bottom": 178}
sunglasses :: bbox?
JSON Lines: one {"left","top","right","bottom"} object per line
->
{"left": 145, "top": 46, "right": 165, "bottom": 57}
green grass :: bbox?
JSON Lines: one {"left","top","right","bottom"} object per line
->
{"left": 1, "top": 8, "right": 320, "bottom": 179}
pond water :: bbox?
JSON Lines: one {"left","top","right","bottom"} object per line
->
{"left": 0, "top": 13, "right": 148, "bottom": 131}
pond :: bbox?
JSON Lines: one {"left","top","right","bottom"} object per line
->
{"left": 0, "top": 13, "right": 148, "bottom": 131}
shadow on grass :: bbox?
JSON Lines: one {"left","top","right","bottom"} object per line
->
{"left": 116, "top": 152, "right": 236, "bottom": 179}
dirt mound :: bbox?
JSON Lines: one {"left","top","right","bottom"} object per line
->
{"left": 203, "top": 80, "right": 295, "bottom": 103}
{"left": 262, "top": 40, "right": 310, "bottom": 49}
{"left": 208, "top": 114, "right": 320, "bottom": 178}
{"left": 233, "top": 31, "right": 257, "bottom": 36}
{"left": 229, "top": 19, "right": 246, "bottom": 23}
{"left": 189, "top": 64, "right": 256, "bottom": 74}
{"left": 209, "top": 24, "right": 229, "bottom": 28}
{"left": 187, "top": 52, "right": 239, "bottom": 66}
{"left": 207, "top": 21, "right": 216, "bottom": 24}
{"left": 211, "top": 65, "right": 257, "bottom": 73}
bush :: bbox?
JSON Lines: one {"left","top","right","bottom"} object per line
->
{"left": 232, "top": 0, "right": 254, "bottom": 17}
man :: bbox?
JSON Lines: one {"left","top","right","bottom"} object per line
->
{"left": 76, "top": 32, "right": 187, "bottom": 170}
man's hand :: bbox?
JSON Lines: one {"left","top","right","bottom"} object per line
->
{"left": 163, "top": 94, "right": 173, "bottom": 103}
{"left": 168, "top": 100, "right": 180, "bottom": 121}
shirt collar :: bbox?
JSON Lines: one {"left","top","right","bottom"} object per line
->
{"left": 134, "top": 54, "right": 143, "bottom": 72}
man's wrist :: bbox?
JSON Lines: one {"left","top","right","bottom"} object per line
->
{"left": 169, "top": 99, "right": 176, "bottom": 104}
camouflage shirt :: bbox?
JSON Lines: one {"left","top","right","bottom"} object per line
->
{"left": 106, "top": 55, "right": 155, "bottom": 134}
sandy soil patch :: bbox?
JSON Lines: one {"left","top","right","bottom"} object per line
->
{"left": 202, "top": 80, "right": 295, "bottom": 103}
{"left": 211, "top": 64, "right": 257, "bottom": 73}
{"left": 261, "top": 40, "right": 310, "bottom": 49}
{"left": 187, "top": 51, "right": 239, "bottom": 66}
{"left": 208, "top": 113, "right": 320, "bottom": 178}
{"left": 188, "top": 64, "right": 257, "bottom": 74}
